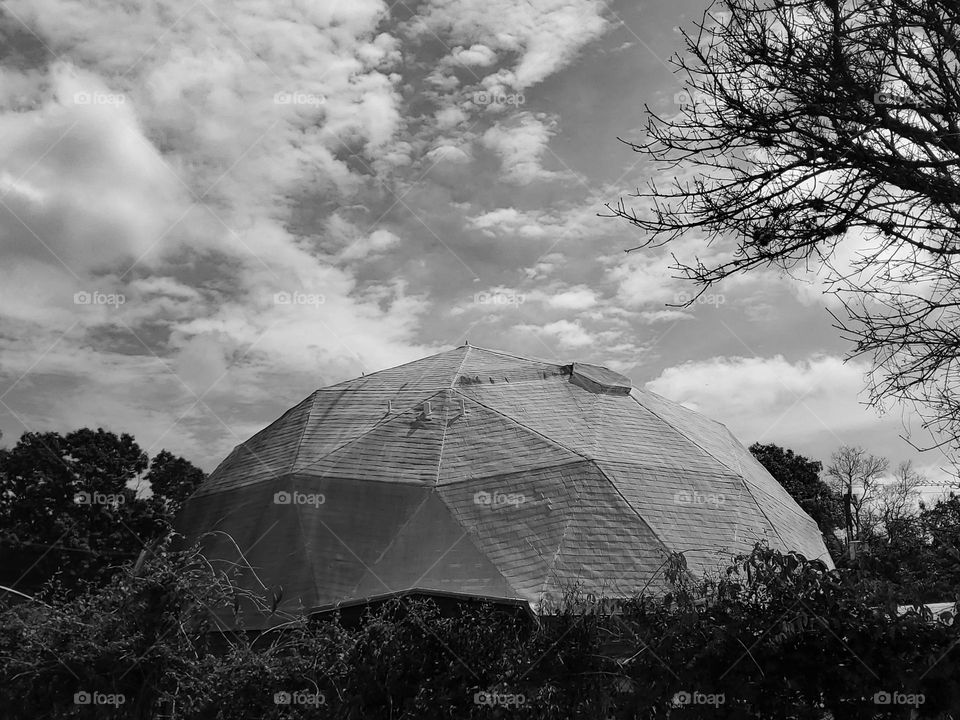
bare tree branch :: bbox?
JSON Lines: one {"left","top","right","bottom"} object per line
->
{"left": 608, "top": 0, "right": 960, "bottom": 461}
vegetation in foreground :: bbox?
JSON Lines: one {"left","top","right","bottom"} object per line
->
{"left": 1, "top": 540, "right": 957, "bottom": 719}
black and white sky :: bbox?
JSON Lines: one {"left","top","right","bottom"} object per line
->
{"left": 0, "top": 0, "right": 952, "bottom": 490}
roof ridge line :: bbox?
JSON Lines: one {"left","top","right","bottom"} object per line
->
{"left": 289, "top": 390, "right": 320, "bottom": 476}
{"left": 436, "top": 490, "right": 530, "bottom": 600}
{"left": 627, "top": 390, "right": 790, "bottom": 550}
{"left": 435, "top": 458, "right": 583, "bottom": 487}
{"left": 291, "top": 389, "right": 450, "bottom": 476}
{"left": 462, "top": 345, "right": 565, "bottom": 368}
{"left": 591, "top": 460, "right": 675, "bottom": 569}
{"left": 450, "top": 344, "right": 472, "bottom": 389}
{"left": 321, "top": 346, "right": 468, "bottom": 392}
{"left": 347, "top": 491, "right": 434, "bottom": 597}
{"left": 406, "top": 522, "right": 504, "bottom": 593}
{"left": 433, "top": 390, "right": 453, "bottom": 488}
{"left": 433, "top": 345, "right": 473, "bottom": 487}
{"left": 537, "top": 516, "right": 577, "bottom": 600}
{"left": 200, "top": 394, "right": 316, "bottom": 495}
{"left": 450, "top": 390, "right": 591, "bottom": 464}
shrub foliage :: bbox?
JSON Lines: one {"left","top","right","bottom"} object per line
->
{"left": 2, "top": 542, "right": 957, "bottom": 719}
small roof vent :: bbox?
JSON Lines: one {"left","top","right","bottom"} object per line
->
{"left": 569, "top": 362, "right": 633, "bottom": 395}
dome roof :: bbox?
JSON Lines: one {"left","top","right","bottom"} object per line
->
{"left": 175, "top": 344, "right": 833, "bottom": 627}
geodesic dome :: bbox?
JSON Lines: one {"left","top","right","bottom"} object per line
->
{"left": 175, "top": 344, "right": 833, "bottom": 628}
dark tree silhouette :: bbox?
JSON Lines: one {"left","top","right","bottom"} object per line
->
{"left": 0, "top": 428, "right": 205, "bottom": 596}
{"left": 749, "top": 442, "right": 844, "bottom": 558}
{"left": 144, "top": 449, "right": 205, "bottom": 512}
{"left": 609, "top": 0, "right": 960, "bottom": 461}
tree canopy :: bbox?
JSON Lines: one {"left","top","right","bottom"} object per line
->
{"left": 610, "top": 0, "right": 960, "bottom": 461}
{"left": 749, "top": 441, "right": 844, "bottom": 557}
{"left": 0, "top": 428, "right": 205, "bottom": 596}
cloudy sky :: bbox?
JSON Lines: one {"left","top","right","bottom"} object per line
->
{"left": 0, "top": 0, "right": 955, "bottom": 493}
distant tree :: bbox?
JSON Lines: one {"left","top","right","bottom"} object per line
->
{"left": 0, "top": 428, "right": 205, "bottom": 596}
{"left": 609, "top": 0, "right": 960, "bottom": 462}
{"left": 143, "top": 449, "right": 205, "bottom": 513}
{"left": 749, "top": 442, "right": 844, "bottom": 558}
{"left": 848, "top": 492, "right": 960, "bottom": 602}
{"left": 917, "top": 492, "right": 960, "bottom": 596}
{"left": 826, "top": 445, "right": 888, "bottom": 542}
{"left": 876, "top": 459, "right": 924, "bottom": 531}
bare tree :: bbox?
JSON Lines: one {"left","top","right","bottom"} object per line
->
{"left": 876, "top": 459, "right": 925, "bottom": 530}
{"left": 826, "top": 446, "right": 889, "bottom": 541}
{"left": 608, "top": 0, "right": 960, "bottom": 460}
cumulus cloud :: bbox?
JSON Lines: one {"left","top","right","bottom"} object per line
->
{"left": 468, "top": 206, "right": 549, "bottom": 237}
{"left": 605, "top": 233, "right": 739, "bottom": 309}
{"left": 446, "top": 44, "right": 498, "bottom": 68}
{"left": 339, "top": 228, "right": 402, "bottom": 261}
{"left": 435, "top": 106, "right": 468, "bottom": 129}
{"left": 523, "top": 254, "right": 565, "bottom": 280}
{"left": 0, "top": 0, "right": 443, "bottom": 467}
{"left": 424, "top": 143, "right": 472, "bottom": 164}
{"left": 516, "top": 318, "right": 595, "bottom": 348}
{"left": 0, "top": 64, "right": 192, "bottom": 275}
{"left": 415, "top": 0, "right": 610, "bottom": 90}
{"left": 482, "top": 113, "right": 565, "bottom": 184}
{"left": 523, "top": 285, "right": 598, "bottom": 310}
{"left": 646, "top": 354, "right": 880, "bottom": 448}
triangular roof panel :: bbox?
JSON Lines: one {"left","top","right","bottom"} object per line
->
{"left": 177, "top": 344, "right": 835, "bottom": 626}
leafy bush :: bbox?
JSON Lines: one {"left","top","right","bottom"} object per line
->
{"left": 1, "top": 542, "right": 957, "bottom": 719}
